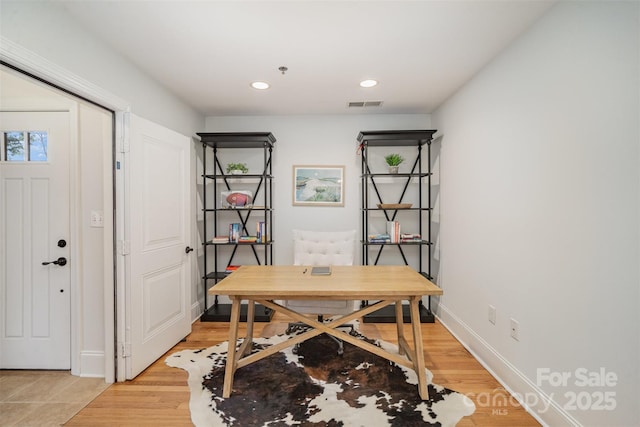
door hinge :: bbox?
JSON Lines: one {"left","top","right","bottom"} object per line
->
{"left": 121, "top": 342, "right": 131, "bottom": 358}
{"left": 118, "top": 240, "right": 130, "bottom": 256}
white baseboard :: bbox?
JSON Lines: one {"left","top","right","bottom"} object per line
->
{"left": 79, "top": 351, "right": 105, "bottom": 378}
{"left": 191, "top": 300, "right": 203, "bottom": 323}
{"left": 436, "top": 303, "right": 581, "bottom": 427}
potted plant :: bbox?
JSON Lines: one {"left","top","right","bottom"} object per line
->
{"left": 226, "top": 162, "right": 249, "bottom": 175}
{"left": 384, "top": 154, "right": 404, "bottom": 173}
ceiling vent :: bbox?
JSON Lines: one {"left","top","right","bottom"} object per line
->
{"left": 348, "top": 101, "right": 383, "bottom": 108}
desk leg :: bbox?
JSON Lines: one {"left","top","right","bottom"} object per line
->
{"left": 395, "top": 301, "right": 405, "bottom": 355}
{"left": 222, "top": 296, "right": 241, "bottom": 398}
{"left": 410, "top": 296, "right": 428, "bottom": 400}
{"left": 243, "top": 299, "right": 255, "bottom": 357}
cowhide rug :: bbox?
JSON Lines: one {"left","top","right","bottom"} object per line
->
{"left": 166, "top": 326, "right": 475, "bottom": 426}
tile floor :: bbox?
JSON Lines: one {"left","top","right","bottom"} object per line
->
{"left": 0, "top": 370, "right": 109, "bottom": 426}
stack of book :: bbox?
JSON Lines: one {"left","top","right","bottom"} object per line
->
{"left": 211, "top": 236, "right": 229, "bottom": 244}
{"left": 238, "top": 235, "right": 257, "bottom": 243}
{"left": 400, "top": 233, "right": 422, "bottom": 243}
{"left": 368, "top": 233, "right": 391, "bottom": 243}
{"left": 225, "top": 265, "right": 240, "bottom": 274}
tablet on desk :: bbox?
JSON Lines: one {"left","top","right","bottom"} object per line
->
{"left": 310, "top": 266, "right": 332, "bottom": 275}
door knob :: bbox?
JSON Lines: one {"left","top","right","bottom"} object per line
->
{"left": 42, "top": 257, "right": 67, "bottom": 266}
{"left": 185, "top": 246, "right": 194, "bottom": 254}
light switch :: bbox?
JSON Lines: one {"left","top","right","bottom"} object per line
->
{"left": 90, "top": 210, "right": 104, "bottom": 228}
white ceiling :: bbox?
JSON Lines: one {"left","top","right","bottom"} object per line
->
{"left": 59, "top": 0, "right": 555, "bottom": 116}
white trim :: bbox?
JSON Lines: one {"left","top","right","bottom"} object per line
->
{"left": 114, "top": 111, "right": 130, "bottom": 382}
{"left": 1, "top": 37, "right": 130, "bottom": 384}
{"left": 191, "top": 301, "right": 203, "bottom": 323}
{"left": 68, "top": 104, "right": 81, "bottom": 377}
{"left": 436, "top": 304, "right": 582, "bottom": 427}
{"left": 79, "top": 351, "right": 106, "bottom": 378}
{"left": 0, "top": 36, "right": 129, "bottom": 112}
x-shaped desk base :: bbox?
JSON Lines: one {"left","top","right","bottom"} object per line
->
{"left": 222, "top": 296, "right": 429, "bottom": 400}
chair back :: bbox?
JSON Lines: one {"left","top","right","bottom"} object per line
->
{"left": 293, "top": 229, "right": 356, "bottom": 266}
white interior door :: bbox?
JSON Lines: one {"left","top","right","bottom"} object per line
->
{"left": 125, "top": 114, "right": 191, "bottom": 379}
{"left": 0, "top": 111, "right": 71, "bottom": 369}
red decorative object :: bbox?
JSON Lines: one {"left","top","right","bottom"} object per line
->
{"left": 226, "top": 192, "right": 251, "bottom": 207}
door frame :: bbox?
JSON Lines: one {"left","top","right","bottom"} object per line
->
{"left": 1, "top": 36, "right": 128, "bottom": 382}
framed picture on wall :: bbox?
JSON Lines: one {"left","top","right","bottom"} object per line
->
{"left": 293, "top": 165, "right": 345, "bottom": 206}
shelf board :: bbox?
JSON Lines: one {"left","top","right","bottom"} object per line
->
{"left": 363, "top": 172, "right": 432, "bottom": 178}
{"left": 203, "top": 208, "right": 273, "bottom": 212}
{"left": 357, "top": 130, "right": 437, "bottom": 146}
{"left": 197, "top": 132, "right": 276, "bottom": 149}
{"left": 201, "top": 303, "right": 274, "bottom": 322}
{"left": 203, "top": 174, "right": 273, "bottom": 180}
{"left": 204, "top": 272, "right": 227, "bottom": 280}
{"left": 362, "top": 303, "right": 435, "bottom": 323}
{"left": 363, "top": 240, "right": 432, "bottom": 245}
{"left": 363, "top": 207, "right": 432, "bottom": 211}
{"left": 204, "top": 241, "right": 273, "bottom": 246}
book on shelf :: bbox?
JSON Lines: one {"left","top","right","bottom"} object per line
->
{"left": 211, "top": 236, "right": 229, "bottom": 244}
{"left": 386, "top": 221, "right": 401, "bottom": 243}
{"left": 256, "top": 221, "right": 267, "bottom": 243}
{"left": 229, "top": 223, "right": 241, "bottom": 243}
{"left": 368, "top": 233, "right": 391, "bottom": 243}
{"left": 400, "top": 233, "right": 422, "bottom": 243}
{"left": 238, "top": 235, "right": 257, "bottom": 243}
{"left": 225, "top": 265, "right": 241, "bottom": 273}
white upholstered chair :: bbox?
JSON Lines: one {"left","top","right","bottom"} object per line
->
{"left": 285, "top": 229, "right": 358, "bottom": 354}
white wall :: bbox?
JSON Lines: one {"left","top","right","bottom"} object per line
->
{"left": 432, "top": 2, "right": 639, "bottom": 426}
{"left": 0, "top": 0, "right": 203, "bottom": 136}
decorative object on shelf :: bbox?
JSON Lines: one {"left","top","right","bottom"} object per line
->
{"left": 226, "top": 162, "right": 249, "bottom": 174}
{"left": 292, "top": 165, "right": 345, "bottom": 206}
{"left": 384, "top": 153, "right": 404, "bottom": 174}
{"left": 221, "top": 190, "right": 253, "bottom": 208}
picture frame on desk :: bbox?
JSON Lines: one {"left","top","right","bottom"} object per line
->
{"left": 292, "top": 165, "right": 345, "bottom": 206}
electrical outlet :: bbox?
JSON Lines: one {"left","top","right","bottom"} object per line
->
{"left": 510, "top": 318, "right": 520, "bottom": 341}
{"left": 488, "top": 305, "right": 496, "bottom": 325}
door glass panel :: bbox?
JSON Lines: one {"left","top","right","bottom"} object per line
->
{"left": 5, "top": 131, "right": 25, "bottom": 161}
{"left": 2, "top": 131, "right": 48, "bottom": 162}
{"left": 28, "top": 132, "right": 48, "bottom": 161}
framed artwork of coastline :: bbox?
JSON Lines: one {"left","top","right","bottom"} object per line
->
{"left": 293, "top": 165, "right": 345, "bottom": 206}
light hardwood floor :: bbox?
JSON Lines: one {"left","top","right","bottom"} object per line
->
{"left": 64, "top": 315, "right": 540, "bottom": 426}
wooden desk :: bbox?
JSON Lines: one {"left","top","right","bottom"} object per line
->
{"left": 209, "top": 265, "right": 443, "bottom": 399}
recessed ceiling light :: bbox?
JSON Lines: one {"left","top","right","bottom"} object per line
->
{"left": 251, "top": 81, "right": 270, "bottom": 90}
{"left": 360, "top": 79, "right": 378, "bottom": 88}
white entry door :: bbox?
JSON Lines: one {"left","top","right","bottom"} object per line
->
{"left": 125, "top": 115, "right": 192, "bottom": 379}
{"left": 0, "top": 111, "right": 71, "bottom": 369}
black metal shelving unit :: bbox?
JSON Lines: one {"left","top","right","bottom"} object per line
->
{"left": 358, "top": 130, "right": 438, "bottom": 323}
{"left": 196, "top": 132, "right": 276, "bottom": 322}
